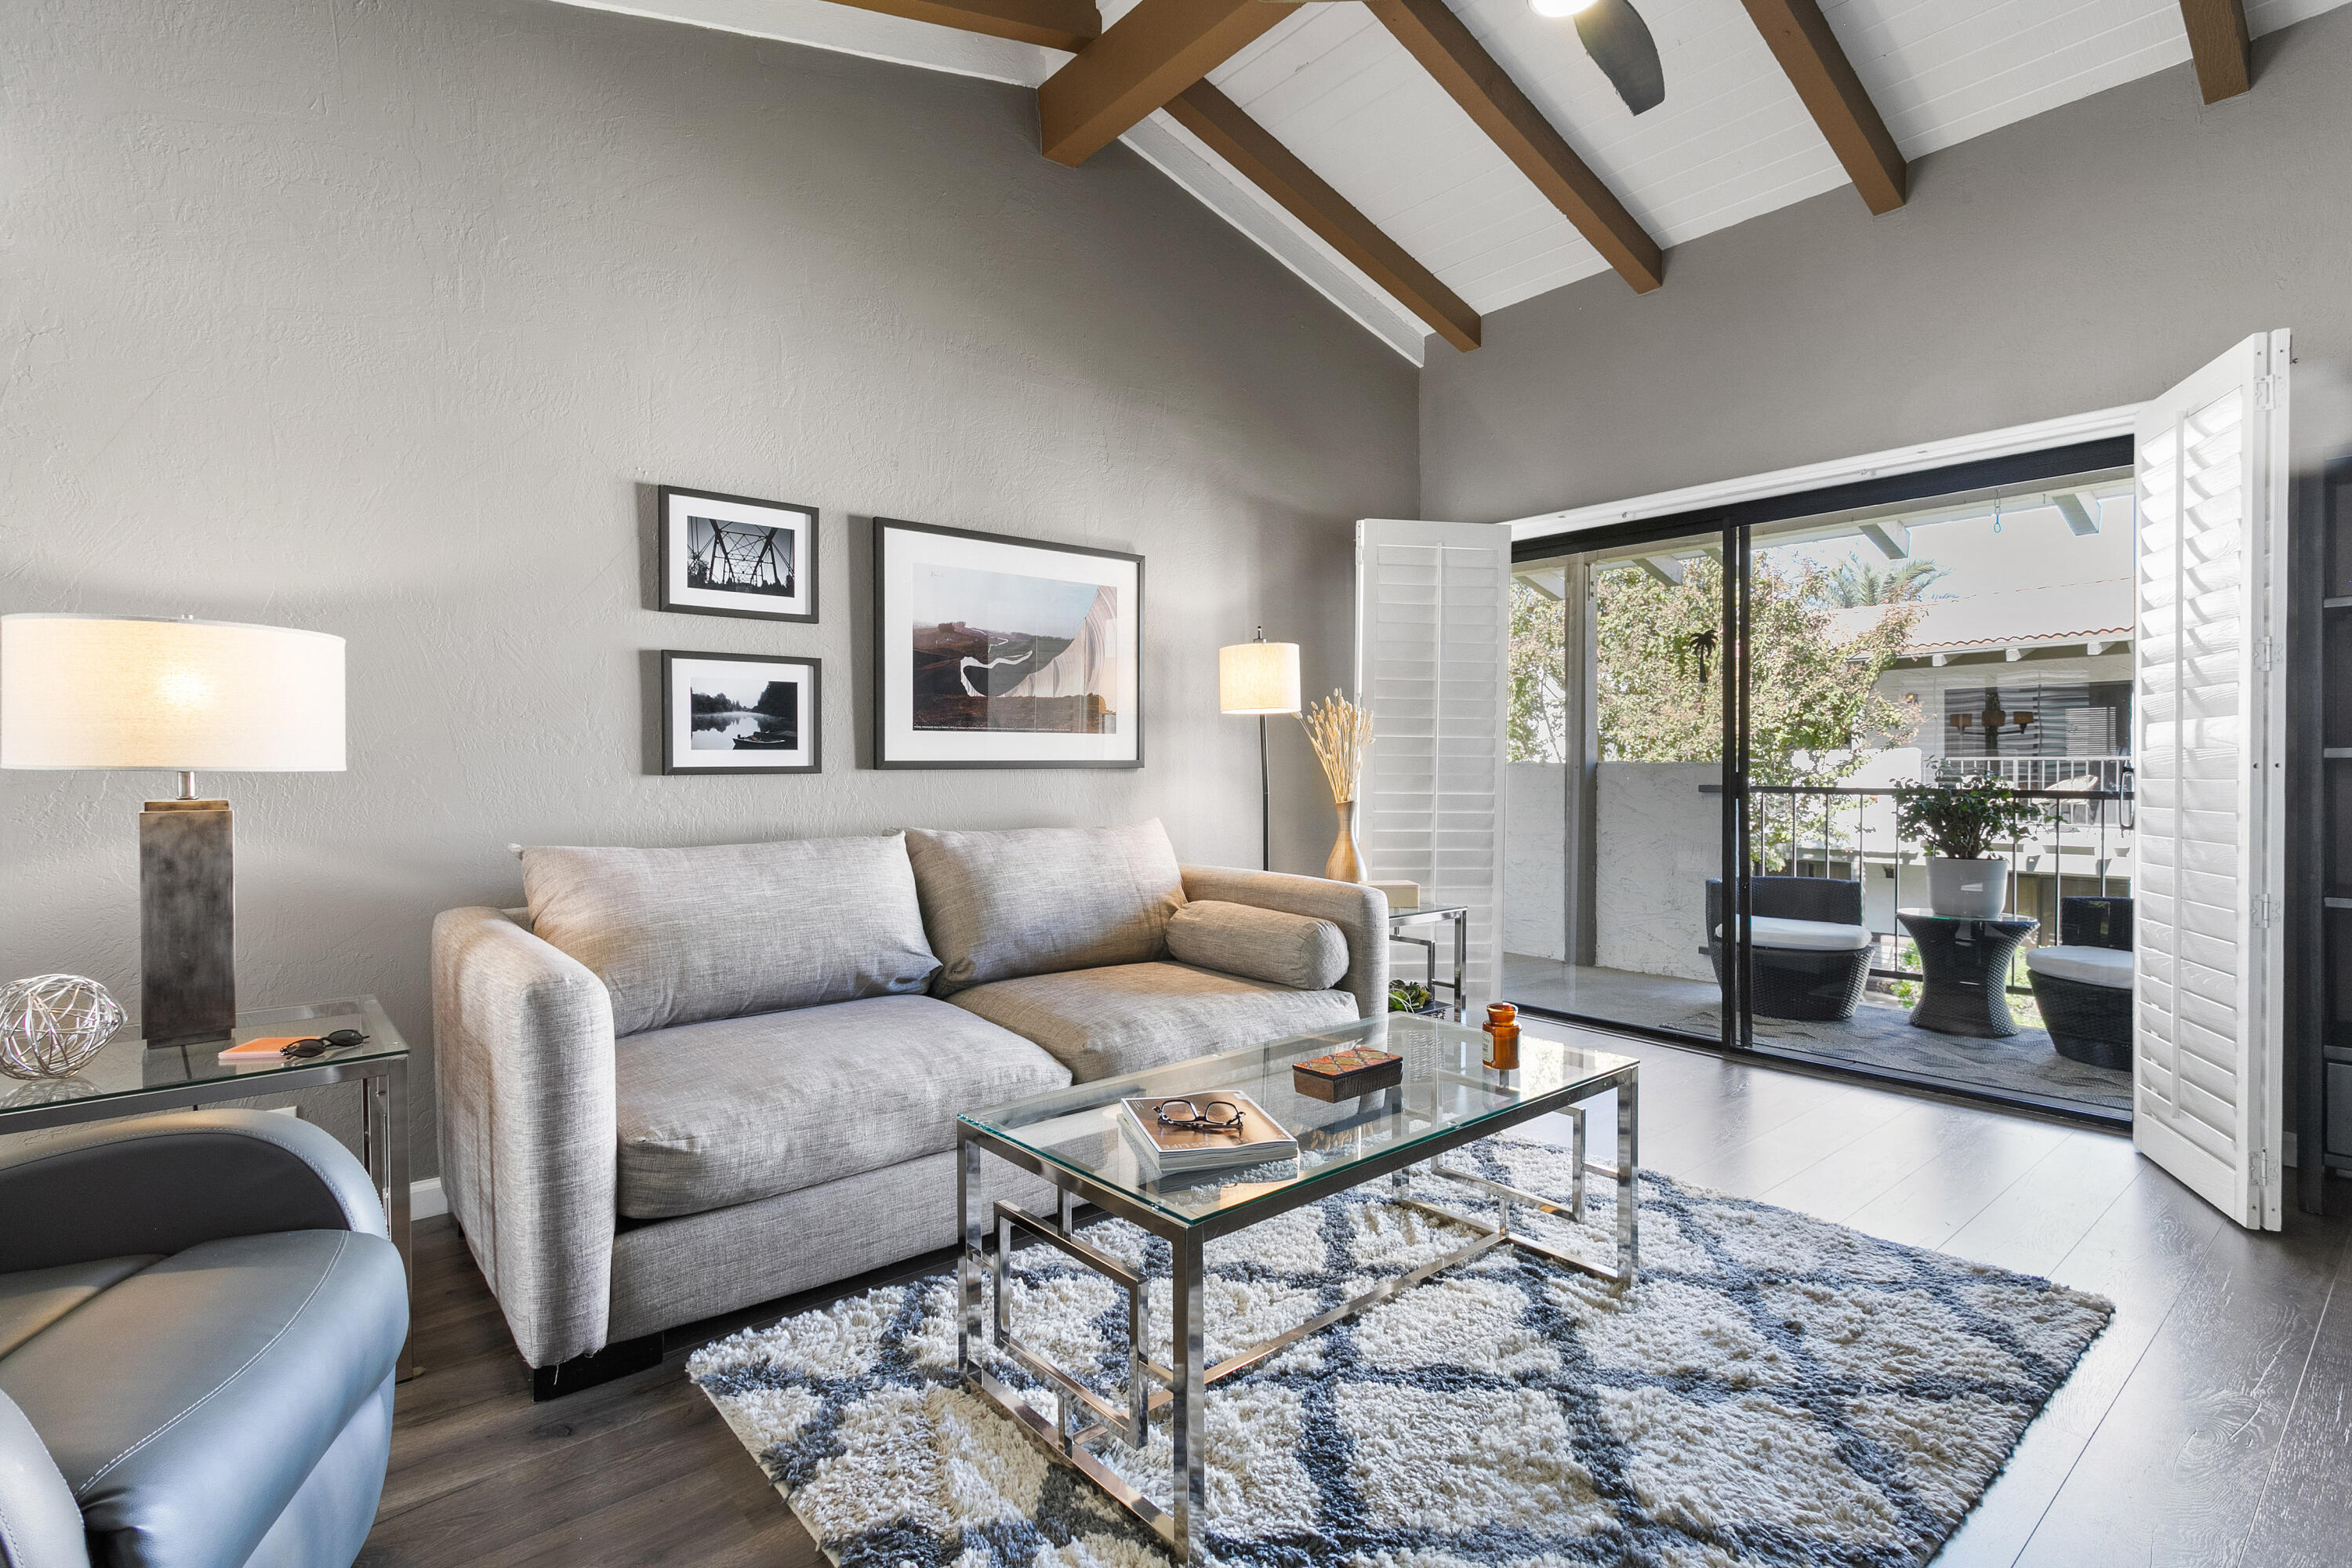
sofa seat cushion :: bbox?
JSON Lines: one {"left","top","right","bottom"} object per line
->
{"left": 949, "top": 962, "right": 1358, "bottom": 1083}
{"left": 2027, "top": 945, "right": 2133, "bottom": 989}
{"left": 522, "top": 833, "right": 940, "bottom": 1037}
{"left": 613, "top": 994, "right": 1070, "bottom": 1220}
{"left": 0, "top": 1229, "right": 407, "bottom": 1568}
{"left": 906, "top": 822, "right": 1186, "bottom": 997}
{"left": 1711, "top": 916, "right": 1873, "bottom": 953}
{"left": 0, "top": 1254, "right": 160, "bottom": 1359}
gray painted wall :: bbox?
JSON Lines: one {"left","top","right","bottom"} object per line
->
{"left": 0, "top": 0, "right": 1417, "bottom": 1174}
{"left": 1421, "top": 5, "right": 2352, "bottom": 522}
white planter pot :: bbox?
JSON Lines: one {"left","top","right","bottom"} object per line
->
{"left": 1926, "top": 858, "right": 2009, "bottom": 919}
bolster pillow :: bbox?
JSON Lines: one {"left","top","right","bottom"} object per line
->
{"left": 1165, "top": 901, "right": 1348, "bottom": 991}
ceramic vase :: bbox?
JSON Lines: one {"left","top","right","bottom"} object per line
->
{"left": 1926, "top": 858, "right": 2008, "bottom": 919}
{"left": 1325, "top": 799, "right": 1367, "bottom": 883}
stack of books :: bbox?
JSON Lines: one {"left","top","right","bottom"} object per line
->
{"left": 1117, "top": 1093, "right": 1296, "bottom": 1176}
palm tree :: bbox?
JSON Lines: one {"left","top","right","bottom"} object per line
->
{"left": 1812, "top": 555, "right": 1947, "bottom": 608}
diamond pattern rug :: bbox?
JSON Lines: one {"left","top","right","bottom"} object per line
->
{"left": 691, "top": 1136, "right": 2111, "bottom": 1567}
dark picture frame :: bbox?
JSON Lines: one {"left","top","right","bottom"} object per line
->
{"left": 870, "top": 517, "right": 1144, "bottom": 770}
{"left": 658, "top": 485, "right": 819, "bottom": 622}
{"left": 660, "top": 651, "right": 822, "bottom": 775}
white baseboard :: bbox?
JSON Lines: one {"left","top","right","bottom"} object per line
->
{"left": 411, "top": 1176, "right": 447, "bottom": 1221}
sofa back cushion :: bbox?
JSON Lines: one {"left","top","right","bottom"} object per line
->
{"left": 906, "top": 821, "right": 1185, "bottom": 997}
{"left": 1165, "top": 901, "right": 1348, "bottom": 990}
{"left": 521, "top": 834, "right": 938, "bottom": 1036}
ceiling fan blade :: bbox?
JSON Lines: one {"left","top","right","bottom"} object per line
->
{"left": 1576, "top": 0, "right": 1665, "bottom": 115}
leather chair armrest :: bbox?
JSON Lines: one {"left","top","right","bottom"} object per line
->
{"left": 431, "top": 906, "right": 618, "bottom": 1370}
{"left": 1178, "top": 866, "right": 1389, "bottom": 1018}
{"left": 0, "top": 1109, "right": 384, "bottom": 1275}
{"left": 0, "top": 1389, "right": 88, "bottom": 1568}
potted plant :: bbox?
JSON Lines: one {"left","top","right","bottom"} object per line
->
{"left": 1891, "top": 777, "right": 2045, "bottom": 918}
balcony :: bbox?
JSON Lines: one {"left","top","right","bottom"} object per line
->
{"left": 1504, "top": 755, "right": 2132, "bottom": 1119}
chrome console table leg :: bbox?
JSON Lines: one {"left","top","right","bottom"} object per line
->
{"left": 1171, "top": 1229, "right": 1207, "bottom": 1563}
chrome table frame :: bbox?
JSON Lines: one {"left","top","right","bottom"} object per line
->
{"left": 0, "top": 999, "right": 416, "bottom": 1381}
{"left": 956, "top": 1058, "right": 1637, "bottom": 1562}
{"left": 1386, "top": 905, "right": 1468, "bottom": 1019}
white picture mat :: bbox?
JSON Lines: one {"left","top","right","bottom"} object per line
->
{"left": 667, "top": 656, "right": 815, "bottom": 769}
{"left": 878, "top": 525, "right": 1139, "bottom": 764}
{"left": 666, "top": 492, "right": 815, "bottom": 616}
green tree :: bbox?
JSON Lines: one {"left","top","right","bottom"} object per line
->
{"left": 1508, "top": 581, "right": 1569, "bottom": 762}
{"left": 1588, "top": 556, "right": 1921, "bottom": 867}
{"left": 1809, "top": 554, "right": 1946, "bottom": 608}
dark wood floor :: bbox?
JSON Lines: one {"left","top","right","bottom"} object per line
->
{"left": 361, "top": 1028, "right": 2352, "bottom": 1567}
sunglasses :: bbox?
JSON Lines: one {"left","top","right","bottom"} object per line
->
{"left": 281, "top": 1029, "right": 368, "bottom": 1059}
{"left": 1156, "top": 1098, "right": 1245, "bottom": 1136}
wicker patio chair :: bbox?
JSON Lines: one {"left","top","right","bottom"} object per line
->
{"left": 1705, "top": 877, "right": 1875, "bottom": 1022}
{"left": 2026, "top": 895, "right": 2132, "bottom": 1071}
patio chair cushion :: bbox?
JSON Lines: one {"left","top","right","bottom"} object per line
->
{"left": 1711, "top": 916, "right": 1871, "bottom": 953}
{"left": 2026, "top": 945, "right": 2133, "bottom": 989}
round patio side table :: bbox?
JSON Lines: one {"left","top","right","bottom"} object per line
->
{"left": 1894, "top": 910, "right": 2040, "bottom": 1039}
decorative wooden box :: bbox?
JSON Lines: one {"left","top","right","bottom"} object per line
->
{"left": 1291, "top": 1047, "right": 1404, "bottom": 1102}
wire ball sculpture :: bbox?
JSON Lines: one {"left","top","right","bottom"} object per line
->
{"left": 0, "top": 975, "right": 127, "bottom": 1080}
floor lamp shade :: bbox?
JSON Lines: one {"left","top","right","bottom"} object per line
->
{"left": 1218, "top": 641, "right": 1300, "bottom": 715}
{"left": 0, "top": 615, "right": 346, "bottom": 1048}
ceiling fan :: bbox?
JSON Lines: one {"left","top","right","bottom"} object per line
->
{"left": 1529, "top": 0, "right": 1665, "bottom": 116}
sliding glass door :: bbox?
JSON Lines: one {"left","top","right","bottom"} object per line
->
{"left": 1503, "top": 526, "right": 1734, "bottom": 1046}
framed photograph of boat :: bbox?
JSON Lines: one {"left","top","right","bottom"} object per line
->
{"left": 661, "top": 651, "right": 822, "bottom": 775}
{"left": 871, "top": 517, "right": 1142, "bottom": 769}
{"left": 658, "top": 485, "right": 818, "bottom": 622}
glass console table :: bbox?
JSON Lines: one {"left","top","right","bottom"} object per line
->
{"left": 956, "top": 1011, "right": 1638, "bottom": 1561}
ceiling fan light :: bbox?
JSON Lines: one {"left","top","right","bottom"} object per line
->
{"left": 1529, "top": 0, "right": 1598, "bottom": 17}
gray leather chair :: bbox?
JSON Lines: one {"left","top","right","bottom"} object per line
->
{"left": 0, "top": 1110, "right": 407, "bottom": 1568}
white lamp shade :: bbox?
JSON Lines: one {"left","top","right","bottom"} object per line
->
{"left": 1, "top": 615, "right": 346, "bottom": 771}
{"left": 1219, "top": 640, "right": 1301, "bottom": 715}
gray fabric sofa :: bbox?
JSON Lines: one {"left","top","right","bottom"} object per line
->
{"left": 0, "top": 1110, "right": 408, "bottom": 1568}
{"left": 432, "top": 820, "right": 1385, "bottom": 1395}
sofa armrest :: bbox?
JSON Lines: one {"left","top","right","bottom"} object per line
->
{"left": 1178, "top": 866, "right": 1388, "bottom": 1018}
{"left": 0, "top": 1109, "right": 384, "bottom": 1275}
{"left": 432, "top": 906, "right": 618, "bottom": 1369}
{"left": 0, "top": 1388, "right": 90, "bottom": 1568}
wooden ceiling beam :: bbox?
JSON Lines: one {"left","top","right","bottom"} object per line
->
{"left": 1037, "top": 0, "right": 1287, "bottom": 167}
{"left": 1167, "top": 82, "right": 1482, "bottom": 350}
{"left": 818, "top": 0, "right": 1099, "bottom": 51}
{"left": 1367, "top": 0, "right": 1663, "bottom": 293}
{"left": 1738, "top": 0, "right": 1907, "bottom": 215}
{"left": 2178, "top": 0, "right": 2253, "bottom": 103}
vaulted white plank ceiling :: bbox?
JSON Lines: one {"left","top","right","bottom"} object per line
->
{"left": 560, "top": 0, "right": 2345, "bottom": 362}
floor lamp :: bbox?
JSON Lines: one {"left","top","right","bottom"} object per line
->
{"left": 1218, "top": 631, "right": 1300, "bottom": 871}
{"left": 0, "top": 614, "right": 347, "bottom": 1047}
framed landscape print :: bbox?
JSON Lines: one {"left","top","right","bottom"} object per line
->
{"left": 658, "top": 485, "right": 818, "bottom": 622}
{"left": 661, "top": 651, "right": 822, "bottom": 774}
{"left": 871, "top": 518, "right": 1142, "bottom": 769}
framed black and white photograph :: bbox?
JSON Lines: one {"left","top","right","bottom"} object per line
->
{"left": 658, "top": 485, "right": 818, "bottom": 622}
{"left": 872, "top": 517, "right": 1142, "bottom": 769}
{"left": 661, "top": 651, "right": 822, "bottom": 774}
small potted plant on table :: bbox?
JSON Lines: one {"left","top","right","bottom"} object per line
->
{"left": 1892, "top": 777, "right": 2045, "bottom": 918}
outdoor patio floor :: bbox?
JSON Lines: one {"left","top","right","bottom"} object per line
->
{"left": 1502, "top": 954, "right": 2132, "bottom": 1118}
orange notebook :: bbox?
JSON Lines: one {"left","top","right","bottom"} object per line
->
{"left": 216, "top": 1036, "right": 307, "bottom": 1062}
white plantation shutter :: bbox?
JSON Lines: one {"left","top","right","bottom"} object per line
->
{"left": 1355, "top": 520, "right": 1512, "bottom": 1007}
{"left": 2132, "top": 331, "right": 2291, "bottom": 1231}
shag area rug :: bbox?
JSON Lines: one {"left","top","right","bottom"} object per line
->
{"left": 691, "top": 1137, "right": 2111, "bottom": 1568}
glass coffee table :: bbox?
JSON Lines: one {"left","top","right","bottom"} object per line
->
{"left": 956, "top": 1011, "right": 1639, "bottom": 1561}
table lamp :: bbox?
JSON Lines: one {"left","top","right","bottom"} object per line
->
{"left": 1218, "top": 630, "right": 1300, "bottom": 870}
{"left": 0, "top": 615, "right": 346, "bottom": 1047}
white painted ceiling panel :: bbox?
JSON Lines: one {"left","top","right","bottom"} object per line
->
{"left": 561, "top": 0, "right": 2351, "bottom": 356}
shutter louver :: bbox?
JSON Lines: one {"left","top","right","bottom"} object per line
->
{"left": 1356, "top": 521, "right": 1512, "bottom": 1007}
